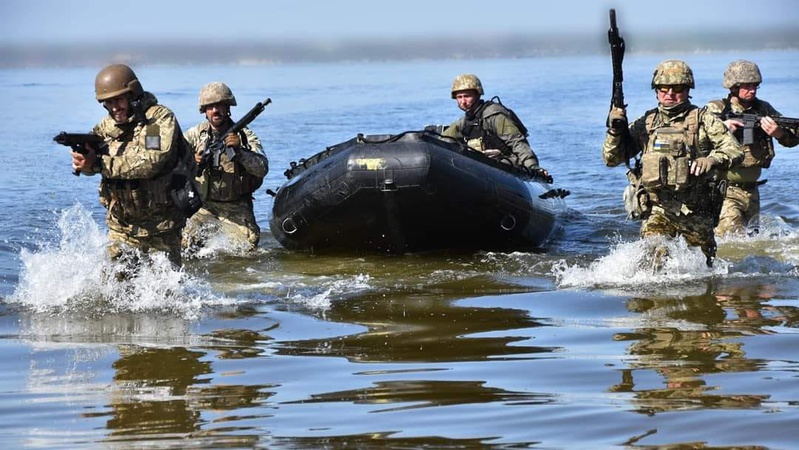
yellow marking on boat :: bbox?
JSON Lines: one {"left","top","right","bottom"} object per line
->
{"left": 354, "top": 158, "right": 387, "bottom": 170}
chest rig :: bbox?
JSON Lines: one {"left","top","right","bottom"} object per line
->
{"left": 197, "top": 123, "right": 261, "bottom": 202}
{"left": 639, "top": 106, "right": 701, "bottom": 193}
{"left": 460, "top": 98, "right": 527, "bottom": 154}
{"left": 711, "top": 97, "right": 774, "bottom": 168}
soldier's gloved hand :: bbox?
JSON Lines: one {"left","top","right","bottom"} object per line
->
{"left": 224, "top": 133, "right": 241, "bottom": 149}
{"left": 607, "top": 107, "right": 627, "bottom": 134}
{"left": 535, "top": 167, "right": 553, "bottom": 183}
{"left": 194, "top": 151, "right": 204, "bottom": 165}
{"left": 691, "top": 157, "right": 716, "bottom": 176}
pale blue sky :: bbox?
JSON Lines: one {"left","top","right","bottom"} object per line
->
{"left": 2, "top": 0, "right": 797, "bottom": 45}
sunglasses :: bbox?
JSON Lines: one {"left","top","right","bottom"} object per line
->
{"left": 656, "top": 85, "right": 688, "bottom": 93}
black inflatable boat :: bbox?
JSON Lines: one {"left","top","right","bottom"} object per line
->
{"left": 269, "top": 130, "right": 568, "bottom": 254}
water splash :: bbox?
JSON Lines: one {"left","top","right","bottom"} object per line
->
{"left": 555, "top": 215, "right": 799, "bottom": 290}
{"left": 8, "top": 204, "right": 231, "bottom": 318}
{"left": 285, "top": 273, "right": 373, "bottom": 310}
{"left": 552, "top": 236, "right": 725, "bottom": 289}
{"left": 183, "top": 222, "right": 254, "bottom": 260}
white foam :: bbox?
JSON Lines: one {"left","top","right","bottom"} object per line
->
{"left": 8, "top": 204, "right": 232, "bottom": 318}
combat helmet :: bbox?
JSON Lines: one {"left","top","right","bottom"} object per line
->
{"left": 198, "top": 82, "right": 237, "bottom": 112}
{"left": 451, "top": 74, "right": 484, "bottom": 98}
{"left": 651, "top": 60, "right": 695, "bottom": 89}
{"left": 722, "top": 60, "right": 762, "bottom": 89}
{"left": 95, "top": 64, "right": 144, "bottom": 102}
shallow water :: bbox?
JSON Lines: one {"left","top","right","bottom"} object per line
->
{"left": 1, "top": 51, "right": 799, "bottom": 448}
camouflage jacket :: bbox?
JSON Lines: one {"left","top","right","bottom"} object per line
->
{"left": 184, "top": 121, "right": 268, "bottom": 202}
{"left": 443, "top": 100, "right": 540, "bottom": 169}
{"left": 705, "top": 95, "right": 799, "bottom": 183}
{"left": 603, "top": 102, "right": 743, "bottom": 216}
{"left": 90, "top": 91, "right": 186, "bottom": 236}
{"left": 603, "top": 102, "right": 743, "bottom": 169}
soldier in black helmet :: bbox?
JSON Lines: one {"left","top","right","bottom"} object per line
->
{"left": 71, "top": 63, "right": 194, "bottom": 270}
{"left": 442, "top": 74, "right": 549, "bottom": 179}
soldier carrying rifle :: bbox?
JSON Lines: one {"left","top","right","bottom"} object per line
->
{"left": 706, "top": 60, "right": 799, "bottom": 237}
{"left": 601, "top": 10, "right": 743, "bottom": 270}
{"left": 183, "top": 82, "right": 270, "bottom": 254}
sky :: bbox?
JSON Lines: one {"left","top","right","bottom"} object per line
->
{"left": 2, "top": 0, "right": 798, "bottom": 46}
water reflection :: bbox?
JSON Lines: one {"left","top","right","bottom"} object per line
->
{"left": 287, "top": 379, "right": 555, "bottom": 412}
{"left": 275, "top": 291, "right": 556, "bottom": 363}
{"left": 103, "top": 346, "right": 210, "bottom": 436}
{"left": 611, "top": 279, "right": 799, "bottom": 414}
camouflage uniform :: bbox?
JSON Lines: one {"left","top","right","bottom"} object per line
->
{"left": 89, "top": 90, "right": 188, "bottom": 268}
{"left": 603, "top": 60, "right": 743, "bottom": 265}
{"left": 184, "top": 120, "right": 268, "bottom": 251}
{"left": 706, "top": 60, "right": 799, "bottom": 236}
{"left": 442, "top": 74, "right": 541, "bottom": 170}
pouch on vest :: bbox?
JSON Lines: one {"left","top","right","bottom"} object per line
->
{"left": 641, "top": 153, "right": 667, "bottom": 189}
{"left": 667, "top": 156, "right": 690, "bottom": 190}
{"left": 742, "top": 141, "right": 775, "bottom": 168}
{"left": 170, "top": 174, "right": 202, "bottom": 217}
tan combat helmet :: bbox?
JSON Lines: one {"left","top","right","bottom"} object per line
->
{"left": 95, "top": 64, "right": 144, "bottom": 102}
{"left": 451, "top": 74, "right": 484, "bottom": 99}
{"left": 651, "top": 59, "right": 695, "bottom": 89}
{"left": 722, "top": 60, "right": 762, "bottom": 89}
{"left": 198, "top": 82, "right": 237, "bottom": 112}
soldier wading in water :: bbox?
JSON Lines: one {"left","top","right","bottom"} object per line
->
{"left": 706, "top": 60, "right": 799, "bottom": 237}
{"left": 71, "top": 64, "right": 199, "bottom": 273}
{"left": 603, "top": 60, "right": 744, "bottom": 270}
{"left": 183, "top": 82, "right": 269, "bottom": 254}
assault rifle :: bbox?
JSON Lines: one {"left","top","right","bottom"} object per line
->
{"left": 199, "top": 97, "right": 271, "bottom": 171}
{"left": 53, "top": 131, "right": 107, "bottom": 176}
{"left": 722, "top": 112, "right": 799, "bottom": 145}
{"left": 606, "top": 9, "right": 638, "bottom": 165}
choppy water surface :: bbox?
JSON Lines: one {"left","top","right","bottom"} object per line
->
{"left": 2, "top": 51, "right": 799, "bottom": 448}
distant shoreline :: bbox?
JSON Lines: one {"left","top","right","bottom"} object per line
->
{"left": 2, "top": 30, "right": 797, "bottom": 68}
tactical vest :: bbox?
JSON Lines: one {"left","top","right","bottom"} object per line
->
{"left": 196, "top": 123, "right": 263, "bottom": 202}
{"left": 708, "top": 97, "right": 774, "bottom": 168}
{"left": 99, "top": 107, "right": 193, "bottom": 222}
{"left": 460, "top": 98, "right": 528, "bottom": 154}
{"left": 638, "top": 106, "right": 719, "bottom": 213}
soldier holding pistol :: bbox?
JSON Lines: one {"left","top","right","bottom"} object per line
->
{"left": 71, "top": 63, "right": 194, "bottom": 270}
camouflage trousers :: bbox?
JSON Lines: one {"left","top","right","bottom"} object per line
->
{"left": 715, "top": 185, "right": 760, "bottom": 237}
{"left": 107, "top": 227, "right": 183, "bottom": 269}
{"left": 641, "top": 205, "right": 717, "bottom": 265}
{"left": 182, "top": 198, "right": 260, "bottom": 252}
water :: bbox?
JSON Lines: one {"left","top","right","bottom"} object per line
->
{"left": 2, "top": 51, "right": 799, "bottom": 448}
